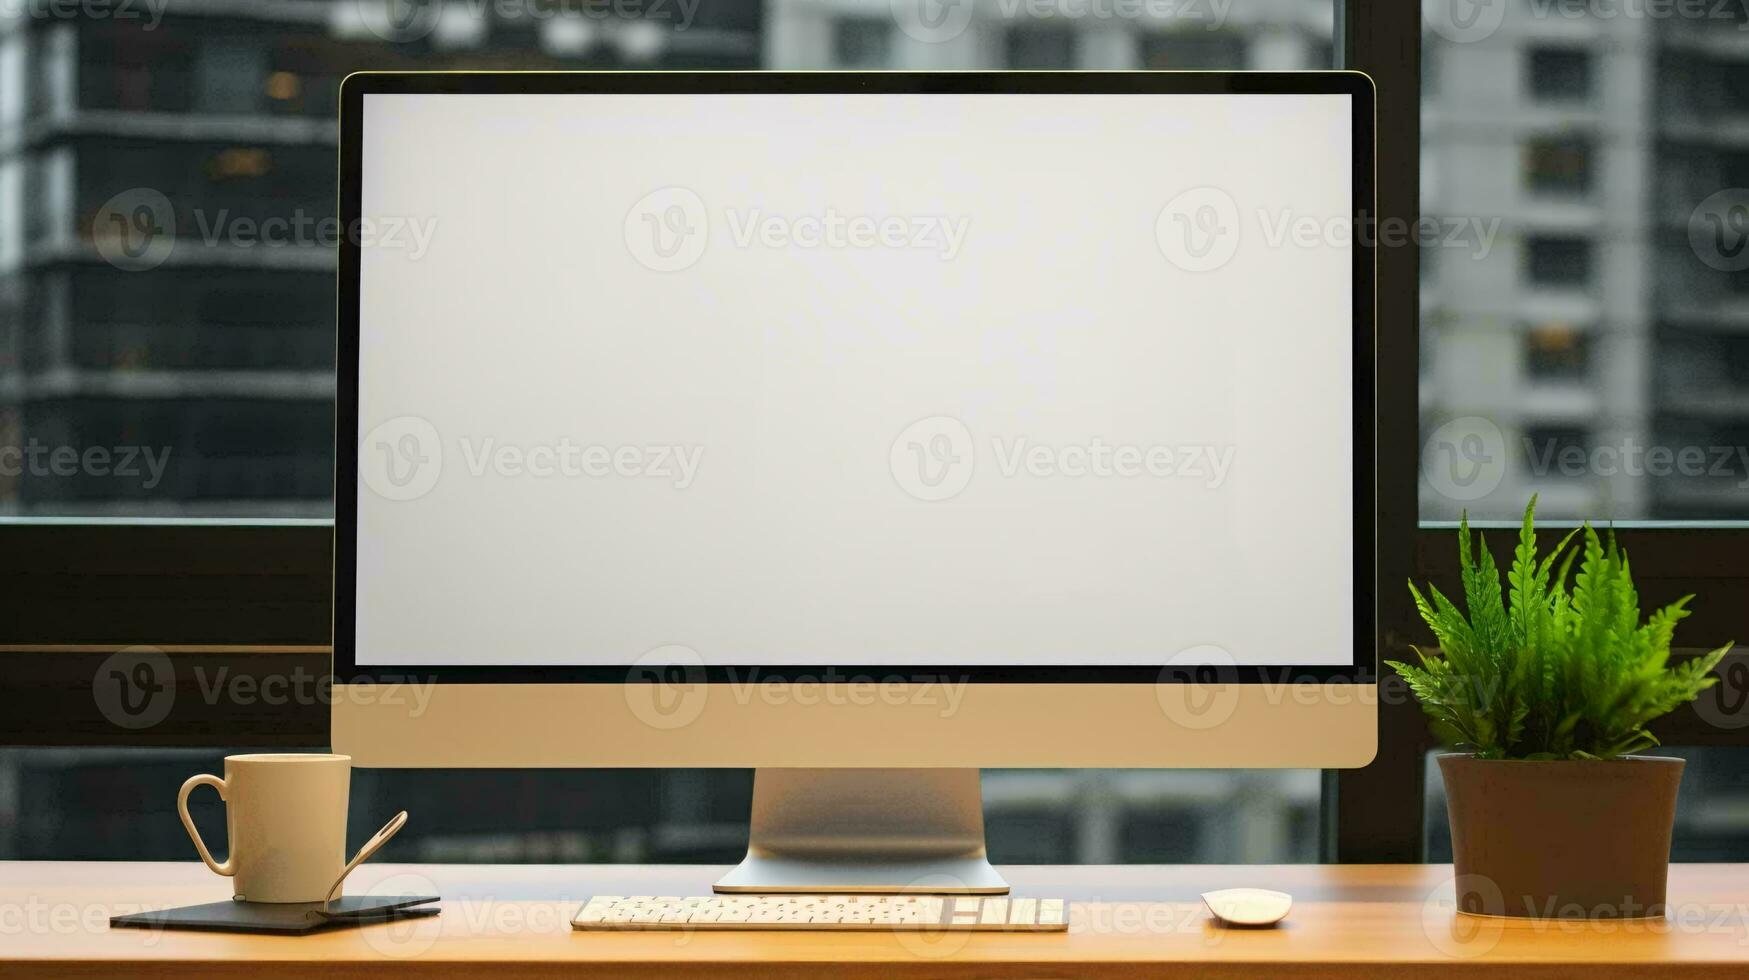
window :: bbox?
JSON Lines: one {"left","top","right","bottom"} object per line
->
{"left": 1524, "top": 323, "right": 1591, "bottom": 382}
{"left": 831, "top": 18, "right": 891, "bottom": 70}
{"left": 11, "top": 0, "right": 1742, "bottom": 873}
{"left": 2, "top": 4, "right": 768, "bottom": 521}
{"left": 1142, "top": 31, "right": 1247, "bottom": 70}
{"left": 1523, "top": 136, "right": 1594, "bottom": 196}
{"left": 1521, "top": 424, "right": 1591, "bottom": 478}
{"left": 1527, "top": 46, "right": 1592, "bottom": 102}
{"left": 0, "top": 750, "right": 1322, "bottom": 865}
{"left": 1401, "top": 3, "right": 1749, "bottom": 869}
{"left": 2, "top": 2, "right": 1334, "bottom": 519}
{"left": 1524, "top": 235, "right": 1593, "bottom": 287}
{"left": 1004, "top": 23, "right": 1077, "bottom": 69}
{"left": 1425, "top": 7, "right": 1749, "bottom": 522}
{"left": 4, "top": 0, "right": 1352, "bottom": 869}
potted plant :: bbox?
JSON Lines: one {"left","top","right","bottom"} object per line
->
{"left": 1389, "top": 497, "right": 1731, "bottom": 920}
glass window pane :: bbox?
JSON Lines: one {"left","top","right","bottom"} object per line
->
{"left": 3, "top": 3, "right": 1337, "bottom": 867}
{"left": 0, "top": 749, "right": 1322, "bottom": 864}
{"left": 1526, "top": 46, "right": 1593, "bottom": 103}
{"left": 831, "top": 18, "right": 892, "bottom": 70}
{"left": 1141, "top": 31, "right": 1248, "bottom": 69}
{"left": 1005, "top": 23, "right": 1079, "bottom": 68}
{"left": 1523, "top": 136, "right": 1595, "bottom": 197}
{"left": 3, "top": 1, "right": 1334, "bottom": 520}
{"left": 1422, "top": 5, "right": 1749, "bottom": 521}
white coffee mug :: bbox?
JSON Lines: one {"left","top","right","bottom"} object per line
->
{"left": 177, "top": 753, "right": 351, "bottom": 903}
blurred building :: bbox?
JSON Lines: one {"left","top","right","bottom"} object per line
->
{"left": 1420, "top": 7, "right": 1749, "bottom": 521}
{"left": 7, "top": 0, "right": 1743, "bottom": 867}
{"left": 10, "top": 11, "right": 1749, "bottom": 512}
{"left": 0, "top": 0, "right": 1334, "bottom": 869}
{"left": 0, "top": 749, "right": 1323, "bottom": 864}
{"left": 0, "top": 0, "right": 763, "bottom": 516}
{"left": 765, "top": 0, "right": 1333, "bottom": 70}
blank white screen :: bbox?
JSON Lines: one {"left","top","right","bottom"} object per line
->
{"left": 355, "top": 91, "right": 1354, "bottom": 667}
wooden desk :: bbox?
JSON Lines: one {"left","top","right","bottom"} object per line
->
{"left": 4, "top": 862, "right": 1748, "bottom": 977}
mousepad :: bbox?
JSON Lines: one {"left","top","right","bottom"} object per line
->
{"left": 110, "top": 895, "right": 440, "bottom": 935}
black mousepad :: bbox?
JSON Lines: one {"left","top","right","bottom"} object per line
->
{"left": 110, "top": 895, "right": 440, "bottom": 935}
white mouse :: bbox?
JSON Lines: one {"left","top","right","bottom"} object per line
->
{"left": 1201, "top": 888, "right": 1293, "bottom": 926}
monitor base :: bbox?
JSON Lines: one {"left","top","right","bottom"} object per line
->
{"left": 713, "top": 768, "right": 1009, "bottom": 894}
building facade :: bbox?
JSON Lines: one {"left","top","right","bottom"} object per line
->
{"left": 0, "top": 0, "right": 763, "bottom": 516}
{"left": 1420, "top": 5, "right": 1749, "bottom": 522}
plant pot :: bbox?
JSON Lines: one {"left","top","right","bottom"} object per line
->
{"left": 1438, "top": 754, "right": 1684, "bottom": 919}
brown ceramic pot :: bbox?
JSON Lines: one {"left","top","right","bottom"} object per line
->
{"left": 1438, "top": 754, "right": 1684, "bottom": 919}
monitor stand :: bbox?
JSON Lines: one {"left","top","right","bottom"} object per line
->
{"left": 713, "top": 768, "right": 1010, "bottom": 894}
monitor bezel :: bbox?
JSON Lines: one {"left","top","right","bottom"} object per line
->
{"left": 334, "top": 70, "right": 1377, "bottom": 687}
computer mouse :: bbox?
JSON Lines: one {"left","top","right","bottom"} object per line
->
{"left": 1200, "top": 888, "right": 1292, "bottom": 926}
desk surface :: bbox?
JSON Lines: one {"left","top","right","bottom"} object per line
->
{"left": 4, "top": 862, "right": 1748, "bottom": 978}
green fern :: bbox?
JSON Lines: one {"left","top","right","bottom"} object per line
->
{"left": 1387, "top": 496, "right": 1732, "bottom": 760}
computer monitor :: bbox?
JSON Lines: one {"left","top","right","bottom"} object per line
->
{"left": 333, "top": 71, "right": 1376, "bottom": 893}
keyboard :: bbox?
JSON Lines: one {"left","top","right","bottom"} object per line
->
{"left": 571, "top": 894, "right": 1068, "bottom": 931}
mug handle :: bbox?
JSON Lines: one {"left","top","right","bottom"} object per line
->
{"left": 177, "top": 774, "right": 235, "bottom": 876}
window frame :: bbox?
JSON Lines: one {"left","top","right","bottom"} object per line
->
{"left": 1335, "top": 0, "right": 1749, "bottom": 862}
{"left": 5, "top": 2, "right": 1746, "bottom": 866}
